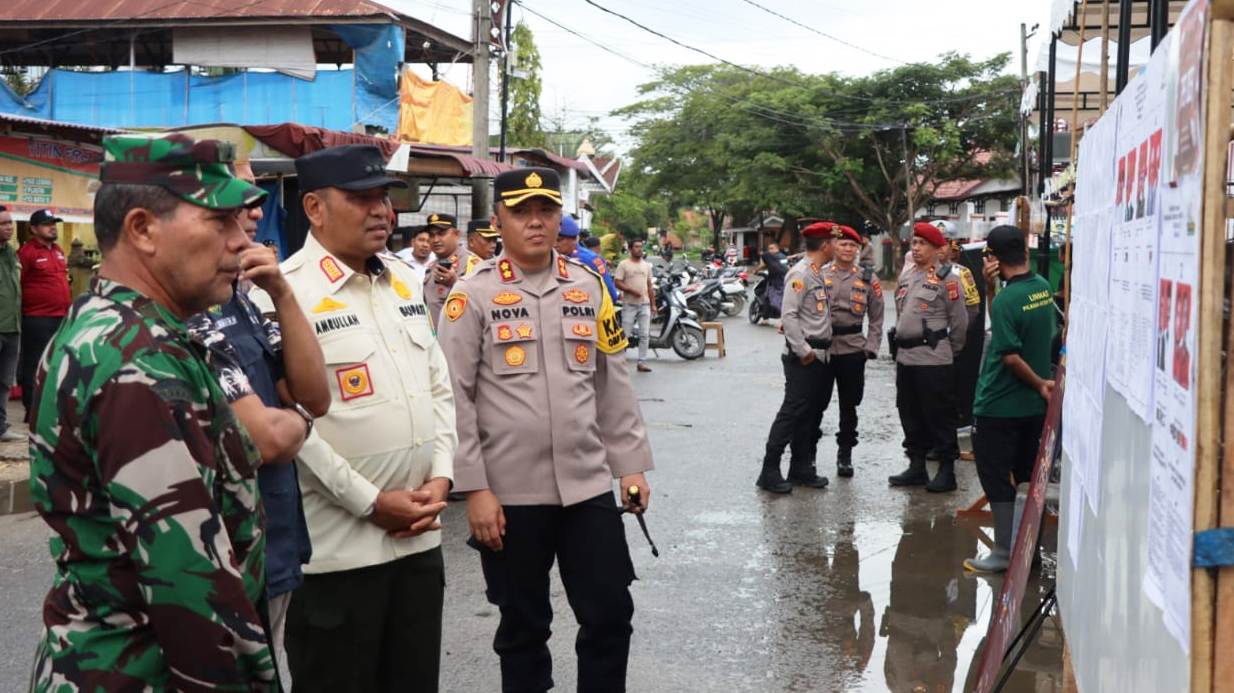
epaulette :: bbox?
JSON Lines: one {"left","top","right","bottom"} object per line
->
{"left": 468, "top": 257, "right": 498, "bottom": 275}
{"left": 566, "top": 255, "right": 610, "bottom": 290}
{"left": 281, "top": 247, "right": 308, "bottom": 273}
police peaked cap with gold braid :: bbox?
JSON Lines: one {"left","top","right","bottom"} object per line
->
{"left": 494, "top": 167, "right": 563, "bottom": 207}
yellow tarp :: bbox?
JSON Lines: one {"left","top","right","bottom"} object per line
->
{"left": 397, "top": 69, "right": 473, "bottom": 147}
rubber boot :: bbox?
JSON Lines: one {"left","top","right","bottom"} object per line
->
{"left": 756, "top": 462, "right": 792, "bottom": 494}
{"left": 888, "top": 456, "right": 929, "bottom": 486}
{"left": 1013, "top": 487, "right": 1043, "bottom": 569}
{"left": 836, "top": 447, "right": 854, "bottom": 478}
{"left": 964, "top": 501, "right": 1014, "bottom": 573}
{"left": 926, "top": 459, "right": 958, "bottom": 493}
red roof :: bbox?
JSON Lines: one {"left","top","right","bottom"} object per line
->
{"left": 930, "top": 179, "right": 985, "bottom": 200}
{"left": 0, "top": 0, "right": 402, "bottom": 22}
{"left": 590, "top": 155, "right": 623, "bottom": 190}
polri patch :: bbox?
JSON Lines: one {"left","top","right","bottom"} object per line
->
{"left": 445, "top": 293, "right": 468, "bottom": 321}
{"left": 791, "top": 279, "right": 804, "bottom": 292}
{"left": 336, "top": 364, "right": 374, "bottom": 401}
{"left": 572, "top": 323, "right": 593, "bottom": 337}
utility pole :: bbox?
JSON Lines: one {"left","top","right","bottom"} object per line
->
{"left": 471, "top": 0, "right": 493, "bottom": 220}
{"left": 1020, "top": 23, "right": 1031, "bottom": 196}
{"left": 498, "top": 2, "right": 514, "bottom": 163}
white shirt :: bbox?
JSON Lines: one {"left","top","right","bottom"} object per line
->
{"left": 396, "top": 248, "right": 435, "bottom": 282}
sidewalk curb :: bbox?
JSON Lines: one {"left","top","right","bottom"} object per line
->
{"left": 1, "top": 475, "right": 32, "bottom": 515}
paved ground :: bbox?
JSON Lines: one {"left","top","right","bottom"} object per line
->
{"left": 0, "top": 316, "right": 1063, "bottom": 692}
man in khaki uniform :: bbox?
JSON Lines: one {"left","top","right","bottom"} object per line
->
{"left": 253, "top": 144, "right": 457, "bottom": 693}
{"left": 423, "top": 213, "right": 474, "bottom": 323}
{"left": 466, "top": 219, "right": 500, "bottom": 263}
{"left": 437, "top": 167, "right": 653, "bottom": 693}
{"left": 888, "top": 222, "right": 969, "bottom": 493}
{"left": 823, "top": 224, "right": 884, "bottom": 478}
{"left": 756, "top": 221, "right": 835, "bottom": 494}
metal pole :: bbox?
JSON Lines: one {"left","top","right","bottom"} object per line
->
{"left": 1115, "top": 0, "right": 1133, "bottom": 93}
{"left": 1150, "top": 0, "right": 1169, "bottom": 48}
{"left": 1040, "top": 35, "right": 1057, "bottom": 279}
{"left": 129, "top": 34, "right": 136, "bottom": 128}
{"left": 1037, "top": 70, "right": 1048, "bottom": 196}
{"left": 1020, "top": 23, "right": 1031, "bottom": 196}
{"left": 1100, "top": 0, "right": 1111, "bottom": 113}
{"left": 498, "top": 1, "right": 513, "bottom": 162}
{"left": 471, "top": 0, "right": 493, "bottom": 219}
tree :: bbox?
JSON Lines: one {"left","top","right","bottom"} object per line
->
{"left": 507, "top": 21, "right": 545, "bottom": 148}
{"left": 590, "top": 188, "right": 668, "bottom": 242}
{"left": 2, "top": 69, "right": 33, "bottom": 97}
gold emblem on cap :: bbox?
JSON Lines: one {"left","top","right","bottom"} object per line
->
{"left": 430, "top": 214, "right": 439, "bottom": 223}
{"left": 525, "top": 171, "right": 543, "bottom": 189}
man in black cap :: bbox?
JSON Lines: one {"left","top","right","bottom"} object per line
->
{"left": 423, "top": 212, "right": 470, "bottom": 323}
{"left": 251, "top": 144, "right": 457, "bottom": 693}
{"left": 466, "top": 218, "right": 499, "bottom": 265}
{"left": 963, "top": 226, "right": 1055, "bottom": 573}
{"left": 18, "top": 208, "right": 71, "bottom": 420}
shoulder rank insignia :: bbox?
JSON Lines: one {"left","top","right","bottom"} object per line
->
{"left": 791, "top": 278, "right": 804, "bottom": 292}
{"left": 312, "top": 297, "right": 348, "bottom": 314}
{"left": 445, "top": 293, "right": 468, "bottom": 321}
{"left": 493, "top": 291, "right": 523, "bottom": 306}
{"left": 557, "top": 255, "right": 570, "bottom": 279}
{"left": 320, "top": 256, "right": 345, "bottom": 283}
{"left": 498, "top": 259, "right": 517, "bottom": 283}
{"left": 391, "top": 277, "right": 412, "bottom": 300}
{"left": 572, "top": 322, "right": 594, "bottom": 337}
{"left": 563, "top": 288, "right": 589, "bottom": 304}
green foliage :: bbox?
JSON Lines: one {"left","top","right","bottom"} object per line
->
{"left": 507, "top": 21, "right": 545, "bottom": 148}
{"left": 591, "top": 189, "right": 667, "bottom": 242}
{"left": 2, "top": 69, "right": 33, "bottom": 97}
{"left": 599, "top": 233, "right": 625, "bottom": 264}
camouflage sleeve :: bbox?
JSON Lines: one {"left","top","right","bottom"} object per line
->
{"left": 92, "top": 373, "right": 275, "bottom": 688}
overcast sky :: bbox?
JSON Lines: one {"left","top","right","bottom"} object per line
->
{"left": 387, "top": 0, "right": 1056, "bottom": 153}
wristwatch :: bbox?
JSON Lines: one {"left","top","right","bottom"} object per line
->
{"left": 289, "top": 402, "right": 314, "bottom": 437}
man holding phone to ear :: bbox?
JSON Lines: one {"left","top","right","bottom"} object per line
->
{"left": 422, "top": 213, "right": 472, "bottom": 324}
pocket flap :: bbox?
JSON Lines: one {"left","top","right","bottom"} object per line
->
{"left": 405, "top": 323, "right": 436, "bottom": 349}
{"left": 562, "top": 319, "right": 597, "bottom": 342}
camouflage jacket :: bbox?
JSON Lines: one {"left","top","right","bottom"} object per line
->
{"left": 28, "top": 277, "right": 276, "bottom": 692}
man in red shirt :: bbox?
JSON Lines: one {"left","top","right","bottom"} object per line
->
{"left": 18, "top": 209, "right": 71, "bottom": 419}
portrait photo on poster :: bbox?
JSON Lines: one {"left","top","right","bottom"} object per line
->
{"left": 1157, "top": 279, "right": 1172, "bottom": 373}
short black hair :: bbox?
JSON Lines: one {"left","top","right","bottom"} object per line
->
{"left": 582, "top": 236, "right": 601, "bottom": 249}
{"left": 412, "top": 226, "right": 431, "bottom": 239}
{"left": 630, "top": 239, "right": 645, "bottom": 248}
{"left": 93, "top": 183, "right": 181, "bottom": 252}
{"left": 0, "top": 205, "right": 7, "bottom": 213}
{"left": 803, "top": 235, "right": 825, "bottom": 252}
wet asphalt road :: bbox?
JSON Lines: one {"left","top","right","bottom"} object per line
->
{"left": 0, "top": 314, "right": 1064, "bottom": 692}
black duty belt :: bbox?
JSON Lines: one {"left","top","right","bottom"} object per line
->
{"left": 894, "top": 329, "right": 949, "bottom": 349}
{"left": 832, "top": 324, "right": 863, "bottom": 336}
{"left": 805, "top": 337, "right": 833, "bottom": 350}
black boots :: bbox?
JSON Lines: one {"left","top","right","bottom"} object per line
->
{"left": 888, "top": 456, "right": 929, "bottom": 486}
{"left": 787, "top": 468, "right": 830, "bottom": 488}
{"left": 926, "top": 459, "right": 958, "bottom": 493}
{"left": 836, "top": 447, "right": 854, "bottom": 478}
{"left": 756, "top": 464, "right": 792, "bottom": 494}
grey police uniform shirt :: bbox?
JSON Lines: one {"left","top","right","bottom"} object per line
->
{"left": 781, "top": 258, "right": 833, "bottom": 360}
{"left": 893, "top": 263, "right": 969, "bottom": 367}
{"left": 423, "top": 246, "right": 473, "bottom": 326}
{"left": 436, "top": 252, "right": 653, "bottom": 507}
{"left": 822, "top": 262, "right": 885, "bottom": 356}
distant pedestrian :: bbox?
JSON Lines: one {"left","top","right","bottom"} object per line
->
{"left": 18, "top": 208, "right": 70, "bottom": 421}
{"left": 396, "top": 226, "right": 435, "bottom": 281}
{"left": 423, "top": 213, "right": 472, "bottom": 324}
{"left": 0, "top": 206, "right": 20, "bottom": 441}
{"left": 28, "top": 133, "right": 277, "bottom": 690}
{"left": 964, "top": 226, "right": 1055, "bottom": 573}
{"left": 756, "top": 222, "right": 835, "bottom": 493}
{"left": 614, "top": 239, "right": 656, "bottom": 372}
{"left": 556, "top": 216, "right": 619, "bottom": 303}
{"left": 761, "top": 242, "right": 789, "bottom": 311}
{"left": 466, "top": 218, "right": 500, "bottom": 264}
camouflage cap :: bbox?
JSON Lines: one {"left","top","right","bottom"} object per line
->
{"left": 100, "top": 133, "right": 267, "bottom": 210}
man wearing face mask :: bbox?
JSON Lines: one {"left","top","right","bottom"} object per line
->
{"left": 251, "top": 144, "right": 457, "bottom": 693}
{"left": 437, "top": 167, "right": 653, "bottom": 693}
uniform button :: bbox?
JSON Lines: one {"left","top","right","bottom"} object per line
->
{"left": 415, "top": 437, "right": 423, "bottom": 446}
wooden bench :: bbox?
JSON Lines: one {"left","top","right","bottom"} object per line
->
{"left": 701, "top": 321, "right": 726, "bottom": 358}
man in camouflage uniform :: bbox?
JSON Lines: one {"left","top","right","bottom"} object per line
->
{"left": 822, "top": 224, "right": 884, "bottom": 478}
{"left": 887, "top": 223, "right": 970, "bottom": 493}
{"left": 28, "top": 133, "right": 278, "bottom": 690}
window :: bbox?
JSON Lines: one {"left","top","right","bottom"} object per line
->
{"left": 973, "top": 199, "right": 986, "bottom": 214}
{"left": 948, "top": 201, "right": 959, "bottom": 215}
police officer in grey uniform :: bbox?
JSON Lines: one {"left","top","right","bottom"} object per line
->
{"left": 822, "top": 224, "right": 884, "bottom": 478}
{"left": 437, "top": 167, "right": 653, "bottom": 693}
{"left": 423, "top": 213, "right": 474, "bottom": 324}
{"left": 756, "top": 221, "right": 835, "bottom": 493}
{"left": 888, "top": 222, "right": 969, "bottom": 492}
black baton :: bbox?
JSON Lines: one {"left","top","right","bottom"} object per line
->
{"left": 623, "top": 486, "right": 660, "bottom": 558}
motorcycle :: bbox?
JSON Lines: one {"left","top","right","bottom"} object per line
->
{"left": 748, "top": 271, "right": 782, "bottom": 324}
{"left": 719, "top": 276, "right": 747, "bottom": 317}
{"left": 681, "top": 278, "right": 729, "bottom": 322}
{"left": 626, "top": 282, "right": 706, "bottom": 360}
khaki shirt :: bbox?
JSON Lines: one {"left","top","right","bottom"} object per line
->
{"left": 252, "top": 233, "right": 457, "bottom": 574}
{"left": 823, "top": 262, "right": 884, "bottom": 356}
{"left": 423, "top": 246, "right": 475, "bottom": 325}
{"left": 437, "top": 252, "right": 654, "bottom": 506}
{"left": 781, "top": 258, "right": 833, "bottom": 359}
{"left": 613, "top": 257, "right": 653, "bottom": 305}
{"left": 893, "top": 263, "right": 969, "bottom": 366}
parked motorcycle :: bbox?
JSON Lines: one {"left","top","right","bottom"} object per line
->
{"left": 627, "top": 283, "right": 706, "bottom": 360}
{"left": 748, "top": 271, "right": 781, "bottom": 324}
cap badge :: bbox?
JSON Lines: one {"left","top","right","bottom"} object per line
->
{"left": 574, "top": 344, "right": 590, "bottom": 364}
{"left": 445, "top": 293, "right": 468, "bottom": 321}
{"left": 504, "top": 345, "right": 527, "bottom": 367}
{"left": 526, "top": 171, "right": 543, "bottom": 189}
{"left": 320, "top": 257, "right": 345, "bottom": 283}
{"left": 563, "top": 288, "right": 589, "bottom": 304}
{"left": 831, "top": 225, "right": 843, "bottom": 238}
{"left": 430, "top": 214, "right": 440, "bottom": 223}
{"left": 516, "top": 323, "right": 533, "bottom": 339}
{"left": 493, "top": 291, "right": 523, "bottom": 306}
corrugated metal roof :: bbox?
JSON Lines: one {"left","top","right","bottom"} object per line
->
{"left": 0, "top": 0, "right": 401, "bottom": 22}
{"left": 0, "top": 111, "right": 122, "bottom": 135}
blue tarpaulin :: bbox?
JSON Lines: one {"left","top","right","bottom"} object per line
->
{"left": 254, "top": 180, "right": 288, "bottom": 259}
{"left": 0, "top": 24, "right": 405, "bottom": 132}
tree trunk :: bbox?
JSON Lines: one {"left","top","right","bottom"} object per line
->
{"left": 710, "top": 208, "right": 725, "bottom": 252}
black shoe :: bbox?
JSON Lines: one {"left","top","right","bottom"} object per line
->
{"left": 787, "top": 472, "right": 829, "bottom": 488}
{"left": 925, "top": 449, "right": 942, "bottom": 462}
{"left": 926, "top": 460, "right": 958, "bottom": 493}
{"left": 888, "top": 458, "right": 929, "bottom": 486}
{"left": 836, "top": 448, "right": 853, "bottom": 478}
{"left": 756, "top": 469, "right": 792, "bottom": 494}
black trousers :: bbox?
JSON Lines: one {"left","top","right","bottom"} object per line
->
{"left": 763, "top": 354, "right": 833, "bottom": 474}
{"left": 824, "top": 352, "right": 867, "bottom": 450}
{"left": 973, "top": 415, "right": 1044, "bottom": 503}
{"left": 478, "top": 493, "right": 636, "bottom": 693}
{"left": 286, "top": 547, "right": 445, "bottom": 693}
{"left": 896, "top": 364, "right": 959, "bottom": 461}
{"left": 19, "top": 315, "right": 61, "bottom": 417}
